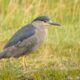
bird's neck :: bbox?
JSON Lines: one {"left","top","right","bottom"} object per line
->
{"left": 32, "top": 21, "right": 48, "bottom": 43}
{"left": 32, "top": 21, "right": 48, "bottom": 36}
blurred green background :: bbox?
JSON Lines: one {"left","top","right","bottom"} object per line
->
{"left": 0, "top": 0, "right": 80, "bottom": 80}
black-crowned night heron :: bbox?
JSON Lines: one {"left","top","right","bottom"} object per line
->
{"left": 0, "top": 16, "right": 60, "bottom": 59}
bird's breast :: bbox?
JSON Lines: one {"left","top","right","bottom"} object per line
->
{"left": 35, "top": 27, "right": 48, "bottom": 44}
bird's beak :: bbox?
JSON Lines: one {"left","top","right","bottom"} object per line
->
{"left": 49, "top": 20, "right": 61, "bottom": 26}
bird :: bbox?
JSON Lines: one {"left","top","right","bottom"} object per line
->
{"left": 0, "top": 16, "right": 60, "bottom": 59}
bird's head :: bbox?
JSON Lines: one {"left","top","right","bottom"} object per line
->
{"left": 32, "top": 16, "right": 60, "bottom": 27}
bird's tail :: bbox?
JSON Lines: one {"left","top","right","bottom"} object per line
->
{"left": 0, "top": 49, "right": 7, "bottom": 59}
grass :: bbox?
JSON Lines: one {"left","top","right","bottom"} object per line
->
{"left": 0, "top": 0, "right": 80, "bottom": 80}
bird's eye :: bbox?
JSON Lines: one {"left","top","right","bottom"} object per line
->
{"left": 44, "top": 21, "right": 47, "bottom": 23}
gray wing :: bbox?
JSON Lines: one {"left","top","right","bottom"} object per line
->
{"left": 4, "top": 24, "right": 36, "bottom": 49}
{"left": 0, "top": 34, "right": 37, "bottom": 58}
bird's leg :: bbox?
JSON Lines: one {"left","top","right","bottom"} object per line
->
{"left": 22, "top": 56, "right": 27, "bottom": 71}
